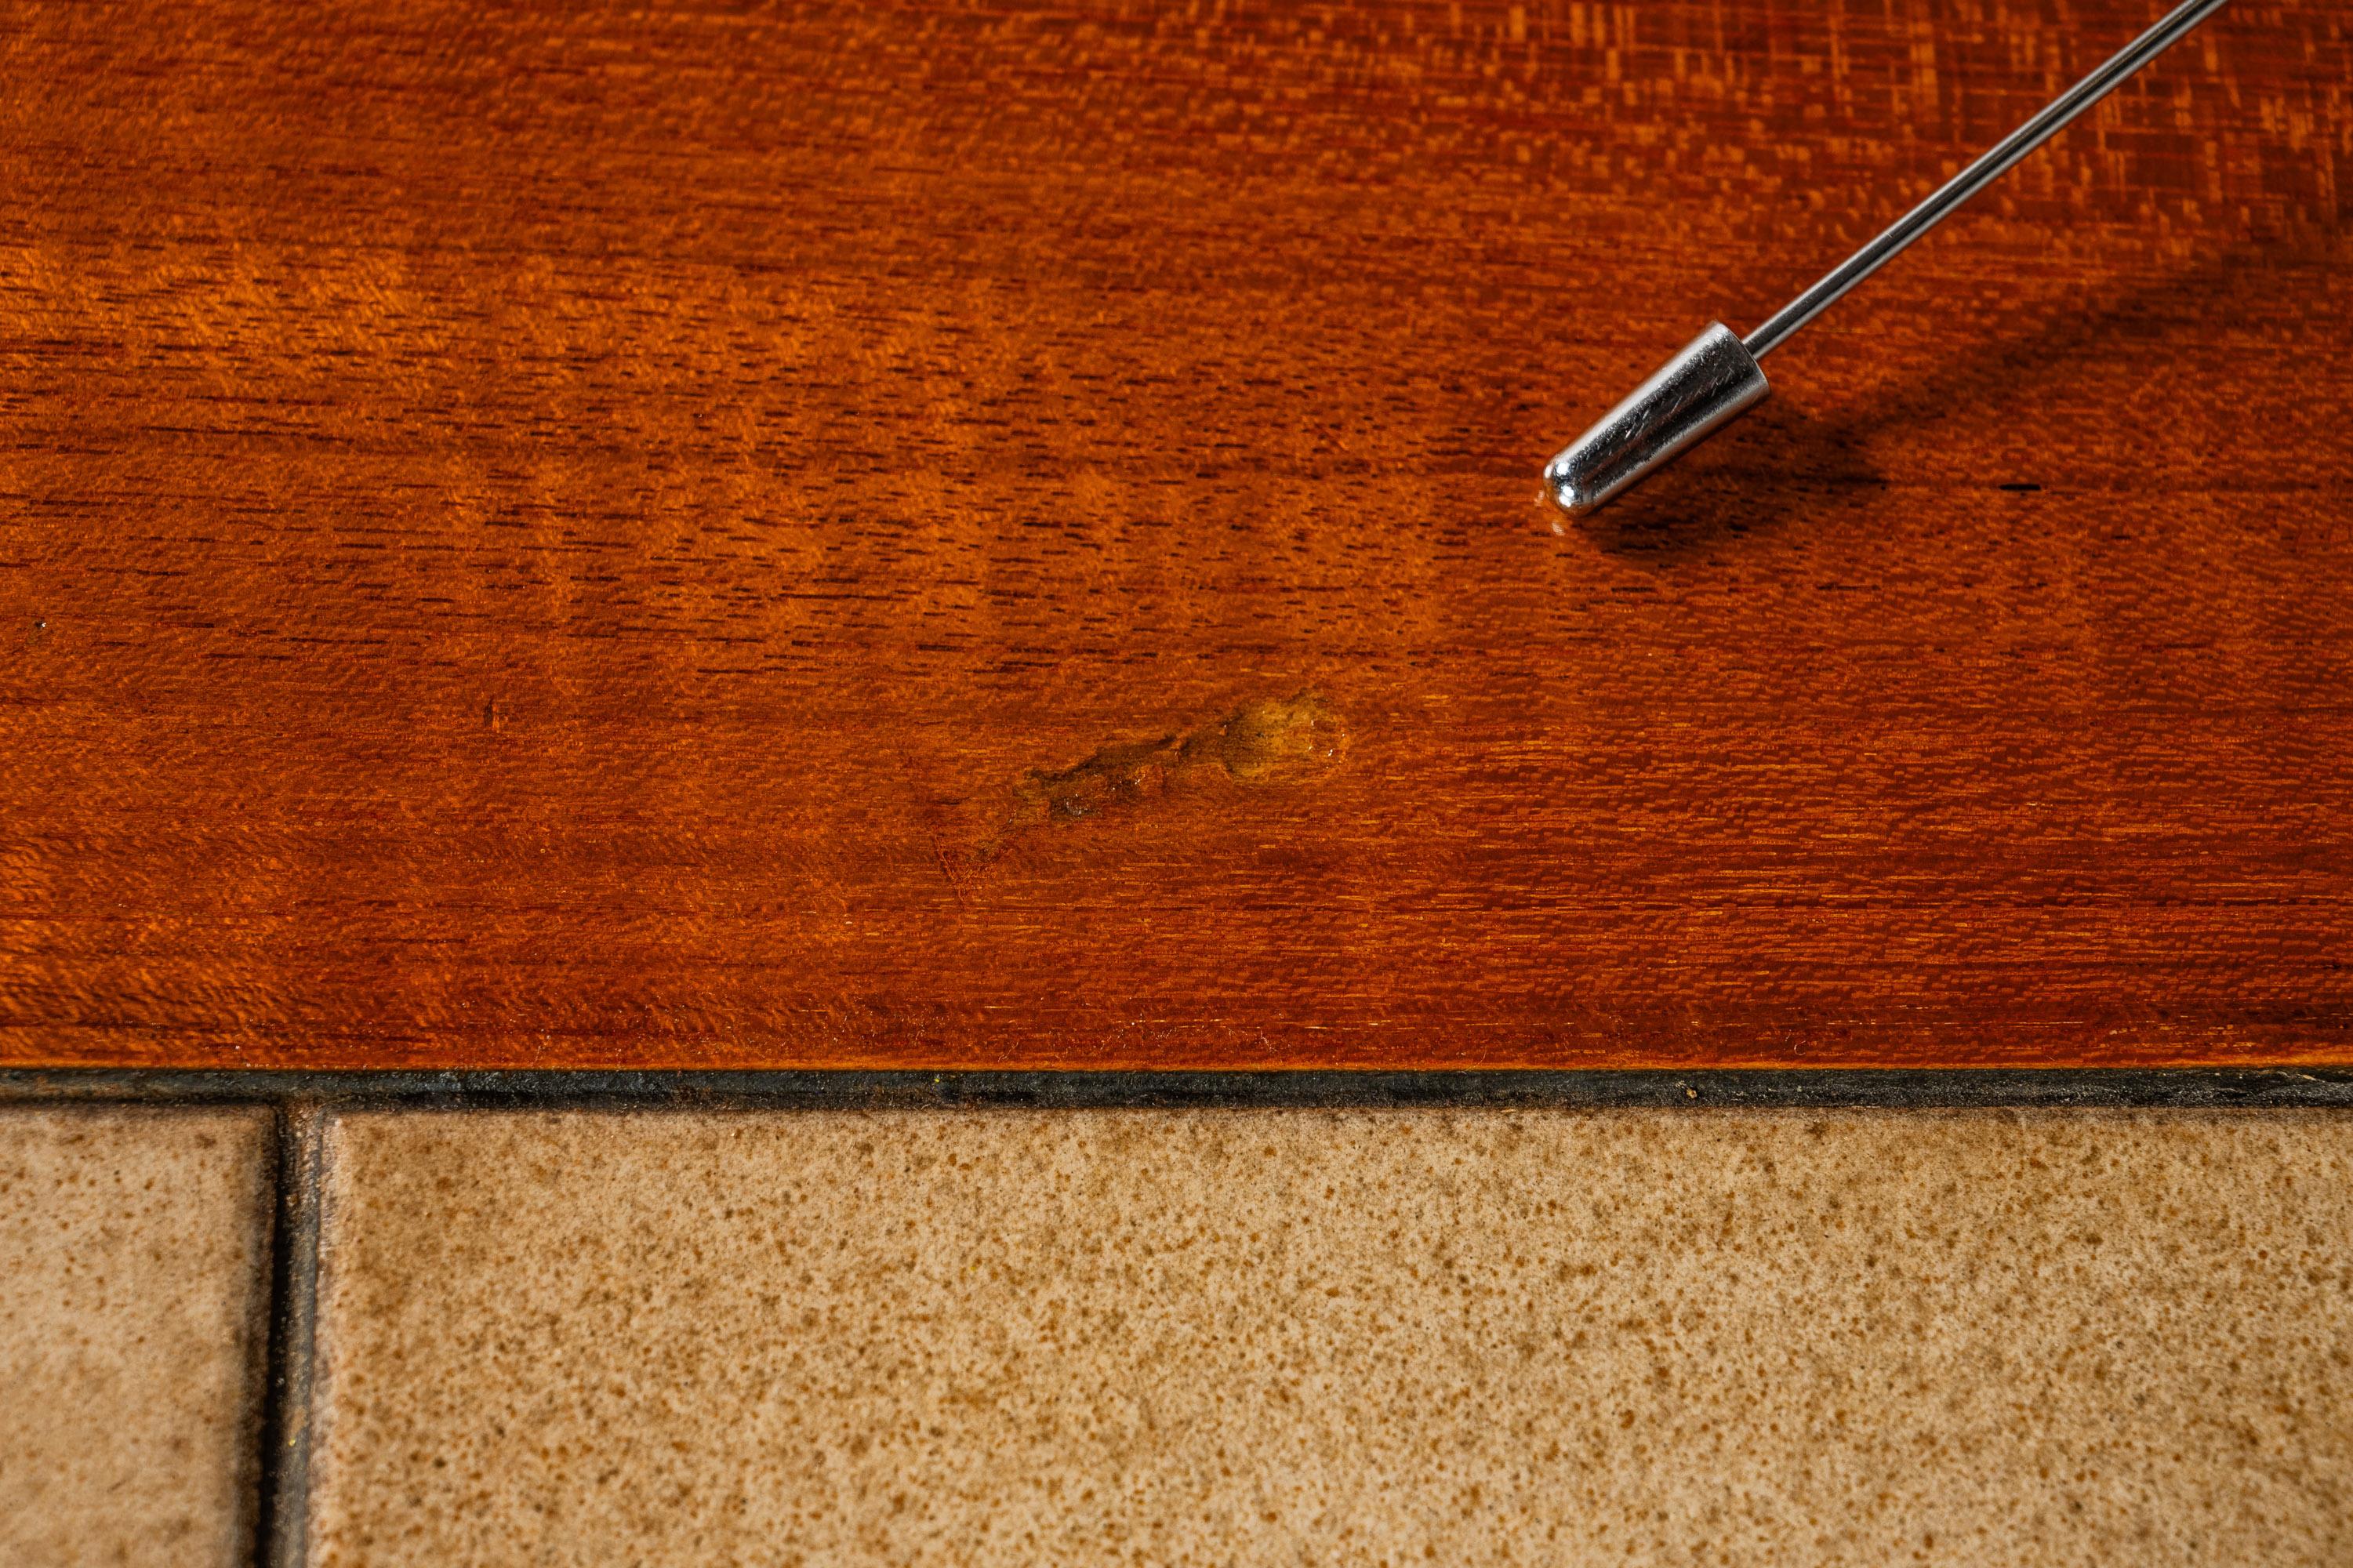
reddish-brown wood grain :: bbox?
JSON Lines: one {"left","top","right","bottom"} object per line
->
{"left": 1, "top": 0, "right": 2348, "bottom": 1070}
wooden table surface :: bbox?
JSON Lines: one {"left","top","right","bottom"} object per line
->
{"left": 2, "top": 0, "right": 2348, "bottom": 1071}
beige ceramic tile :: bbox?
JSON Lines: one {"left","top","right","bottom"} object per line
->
{"left": 307, "top": 1109, "right": 2353, "bottom": 1567}
{"left": 0, "top": 1105, "right": 274, "bottom": 1568}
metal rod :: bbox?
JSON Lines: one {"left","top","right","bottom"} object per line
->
{"left": 1742, "top": 0, "right": 2232, "bottom": 361}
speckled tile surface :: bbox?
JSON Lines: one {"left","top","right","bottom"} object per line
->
{"left": 0, "top": 1106, "right": 274, "bottom": 1568}
{"left": 301, "top": 1109, "right": 2353, "bottom": 1566}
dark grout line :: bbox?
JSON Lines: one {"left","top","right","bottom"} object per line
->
{"left": 2, "top": 1067, "right": 2352, "bottom": 1109}
{"left": 252, "top": 1101, "right": 325, "bottom": 1568}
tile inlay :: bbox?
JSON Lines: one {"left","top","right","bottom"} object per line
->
{"left": 303, "top": 1108, "right": 2353, "bottom": 1566}
{"left": 0, "top": 1107, "right": 274, "bottom": 1568}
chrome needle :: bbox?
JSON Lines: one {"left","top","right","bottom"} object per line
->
{"left": 1543, "top": 0, "right": 2235, "bottom": 517}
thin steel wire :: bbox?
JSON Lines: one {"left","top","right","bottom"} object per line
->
{"left": 1742, "top": 0, "right": 2233, "bottom": 361}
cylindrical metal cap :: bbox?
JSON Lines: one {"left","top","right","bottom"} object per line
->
{"left": 1543, "top": 324, "right": 1770, "bottom": 516}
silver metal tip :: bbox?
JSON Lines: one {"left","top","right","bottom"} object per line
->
{"left": 1543, "top": 324, "right": 1770, "bottom": 517}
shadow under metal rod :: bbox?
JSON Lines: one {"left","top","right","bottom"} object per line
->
{"left": 1542, "top": 0, "right": 2235, "bottom": 517}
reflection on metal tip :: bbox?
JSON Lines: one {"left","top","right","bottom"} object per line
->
{"left": 1542, "top": 325, "right": 1769, "bottom": 517}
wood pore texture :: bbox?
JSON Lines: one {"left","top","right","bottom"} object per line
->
{"left": 2, "top": 1, "right": 2348, "bottom": 1072}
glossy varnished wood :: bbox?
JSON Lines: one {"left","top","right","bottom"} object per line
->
{"left": 2, "top": 0, "right": 2348, "bottom": 1069}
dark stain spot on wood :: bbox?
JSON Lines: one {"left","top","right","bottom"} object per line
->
{"left": 979, "top": 691, "right": 1346, "bottom": 859}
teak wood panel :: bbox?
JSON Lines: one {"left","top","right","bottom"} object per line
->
{"left": 2, "top": 0, "right": 2348, "bottom": 1071}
